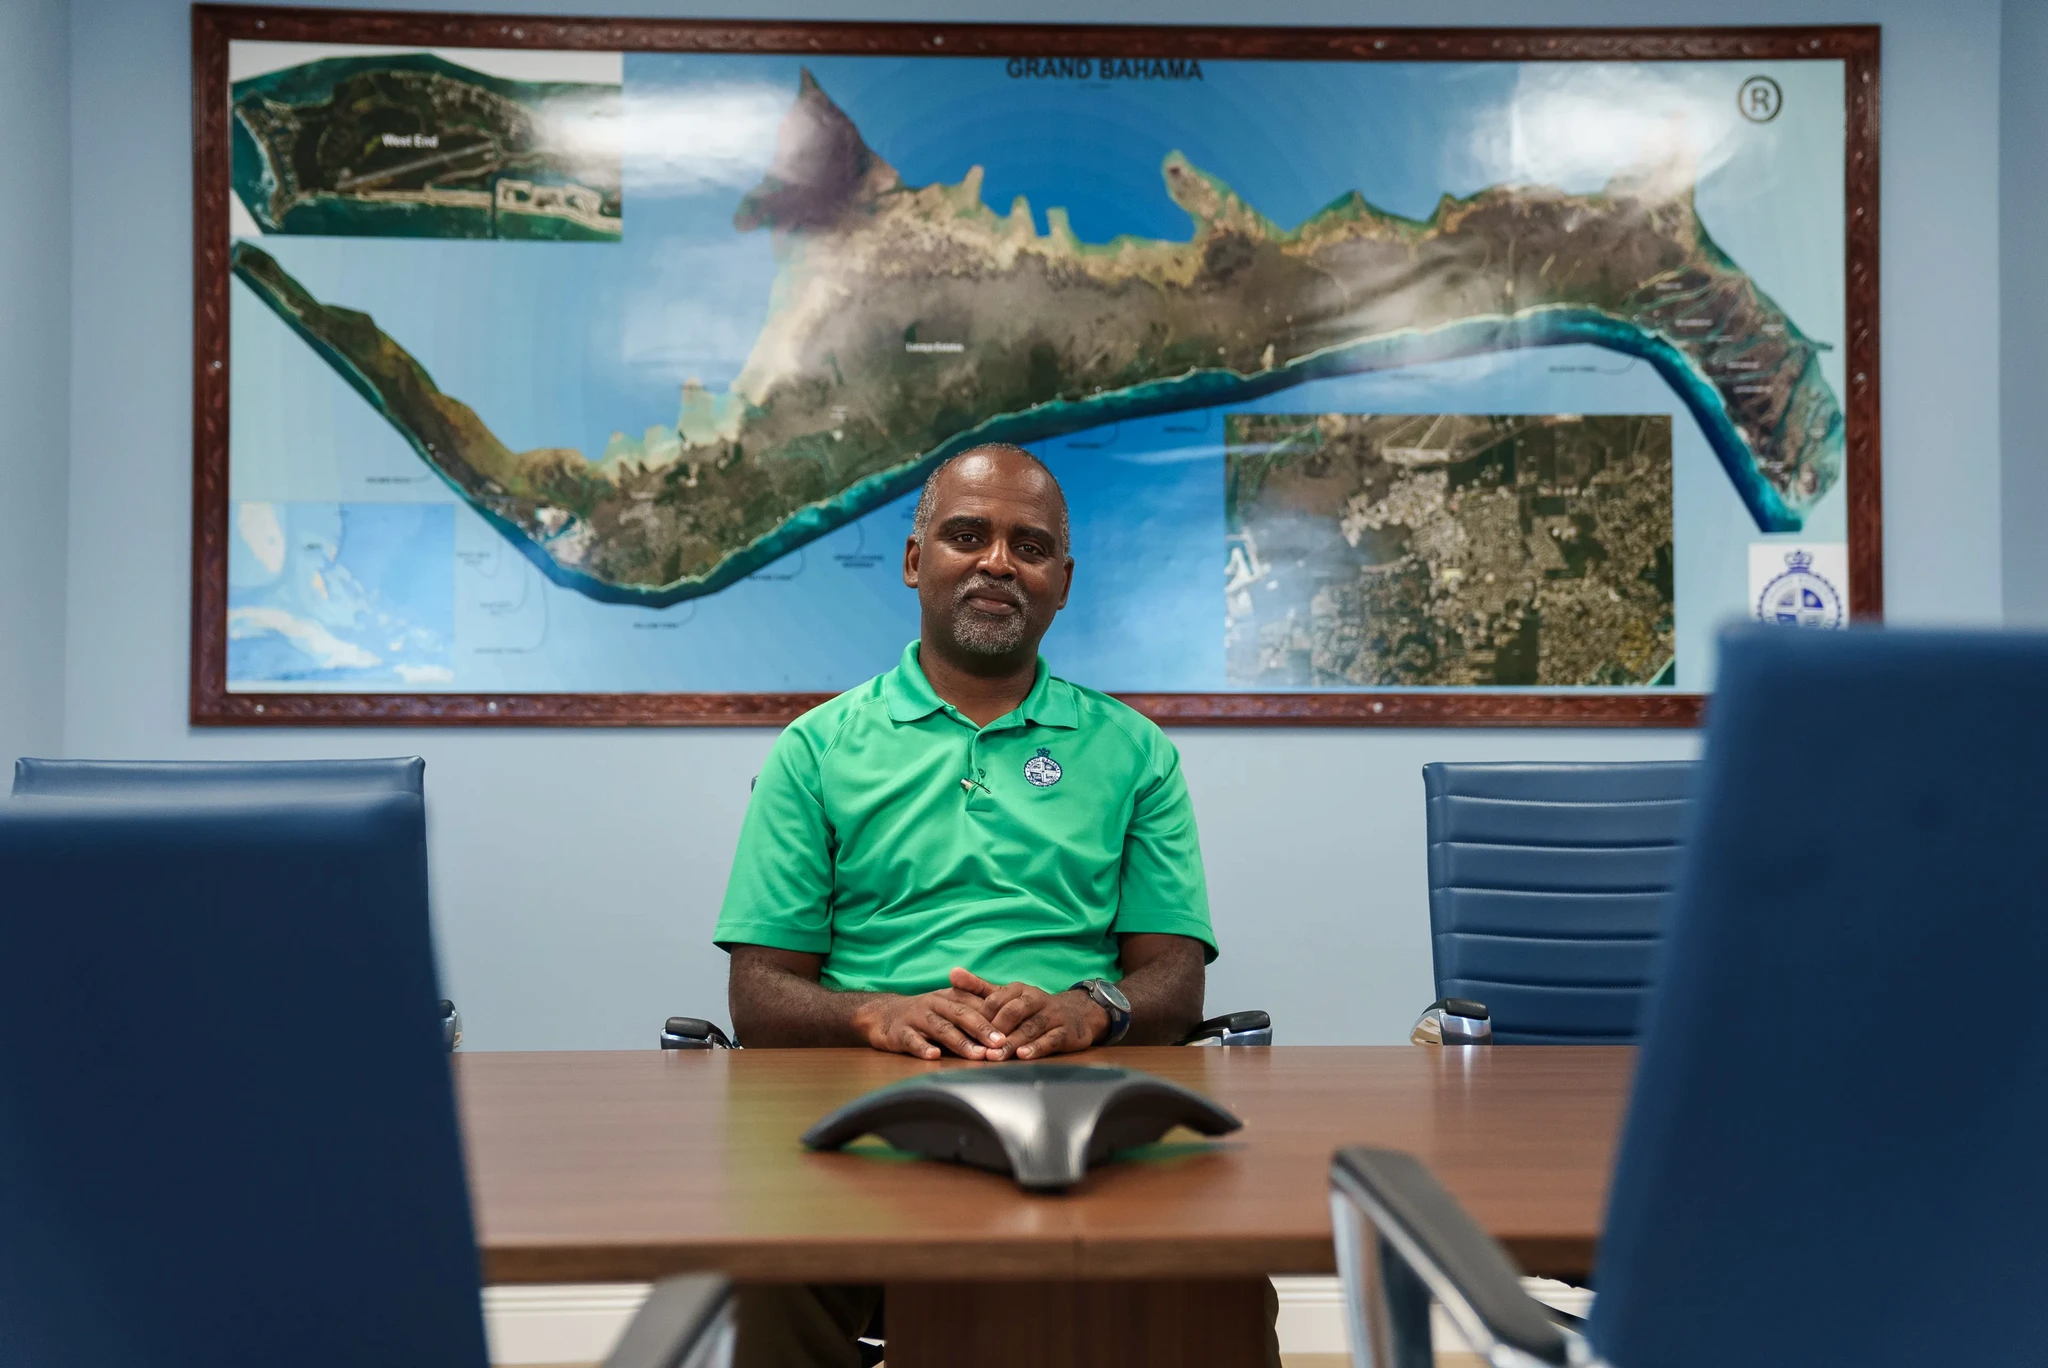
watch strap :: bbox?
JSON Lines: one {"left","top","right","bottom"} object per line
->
{"left": 1076, "top": 979, "right": 1132, "bottom": 1045}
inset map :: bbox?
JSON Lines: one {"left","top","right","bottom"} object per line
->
{"left": 231, "top": 53, "right": 621, "bottom": 241}
{"left": 1225, "top": 414, "right": 1675, "bottom": 688}
{"left": 228, "top": 502, "right": 455, "bottom": 688}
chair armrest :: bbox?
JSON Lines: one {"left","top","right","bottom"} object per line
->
{"left": 660, "top": 1017, "right": 736, "bottom": 1050}
{"left": 604, "top": 1275, "right": 734, "bottom": 1368}
{"left": 1409, "top": 999, "right": 1492, "bottom": 1046}
{"left": 1176, "top": 1010, "right": 1271, "bottom": 1046}
{"left": 1330, "top": 1147, "right": 1566, "bottom": 1367}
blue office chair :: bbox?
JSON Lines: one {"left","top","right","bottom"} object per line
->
{"left": 12, "top": 755, "right": 462, "bottom": 1048}
{"left": 1333, "top": 626, "right": 2048, "bottom": 1368}
{"left": 0, "top": 792, "right": 730, "bottom": 1368}
{"left": 12, "top": 754, "right": 426, "bottom": 798}
{"left": 1415, "top": 760, "right": 1694, "bottom": 1044}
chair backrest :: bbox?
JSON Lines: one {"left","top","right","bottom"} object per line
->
{"left": 13, "top": 755, "right": 424, "bottom": 799}
{"left": 0, "top": 793, "right": 488, "bottom": 1368}
{"left": 1589, "top": 628, "right": 2048, "bottom": 1368}
{"left": 1421, "top": 760, "right": 1693, "bottom": 1043}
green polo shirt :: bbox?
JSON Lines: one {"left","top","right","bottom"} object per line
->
{"left": 714, "top": 642, "right": 1215, "bottom": 995}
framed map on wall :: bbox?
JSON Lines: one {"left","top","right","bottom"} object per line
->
{"left": 190, "top": 10, "right": 1881, "bottom": 726}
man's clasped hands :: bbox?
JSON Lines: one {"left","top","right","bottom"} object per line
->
{"left": 851, "top": 967, "right": 1108, "bottom": 1062}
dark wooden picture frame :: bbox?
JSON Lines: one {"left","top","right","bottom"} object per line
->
{"left": 191, "top": 8, "right": 1880, "bottom": 727}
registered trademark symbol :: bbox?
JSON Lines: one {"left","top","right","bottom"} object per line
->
{"left": 1739, "top": 75, "right": 1783, "bottom": 123}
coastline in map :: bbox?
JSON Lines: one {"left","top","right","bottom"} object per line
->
{"left": 231, "top": 52, "right": 610, "bottom": 107}
{"left": 233, "top": 251, "right": 1822, "bottom": 611}
{"left": 508, "top": 307, "right": 1819, "bottom": 610}
{"left": 225, "top": 192, "right": 622, "bottom": 241}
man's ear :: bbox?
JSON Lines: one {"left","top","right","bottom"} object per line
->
{"left": 903, "top": 534, "right": 921, "bottom": 589}
{"left": 1057, "top": 556, "right": 1074, "bottom": 610}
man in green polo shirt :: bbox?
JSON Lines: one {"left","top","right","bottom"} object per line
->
{"left": 715, "top": 443, "right": 1252, "bottom": 1368}
{"left": 715, "top": 442, "right": 1216, "bottom": 1061}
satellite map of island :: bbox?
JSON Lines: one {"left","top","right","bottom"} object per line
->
{"left": 220, "top": 43, "right": 1853, "bottom": 697}
{"left": 231, "top": 54, "right": 621, "bottom": 240}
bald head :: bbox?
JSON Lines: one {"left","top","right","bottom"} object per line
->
{"left": 911, "top": 444, "right": 1070, "bottom": 555}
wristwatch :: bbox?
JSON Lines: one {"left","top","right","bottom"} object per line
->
{"left": 1073, "top": 979, "right": 1133, "bottom": 1045}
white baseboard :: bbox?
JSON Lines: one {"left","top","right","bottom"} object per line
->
{"left": 1271, "top": 1274, "right": 1350, "bottom": 1355}
{"left": 485, "top": 1283, "right": 652, "bottom": 1366}
{"left": 483, "top": 1276, "right": 1593, "bottom": 1366}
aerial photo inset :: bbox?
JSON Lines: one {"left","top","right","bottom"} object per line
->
{"left": 1225, "top": 413, "right": 1675, "bottom": 688}
{"left": 231, "top": 54, "right": 621, "bottom": 240}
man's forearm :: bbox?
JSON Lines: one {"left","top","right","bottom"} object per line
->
{"left": 1113, "top": 937, "right": 1206, "bottom": 1045}
{"left": 729, "top": 938, "right": 1204, "bottom": 1053}
{"left": 728, "top": 951, "right": 881, "bottom": 1048}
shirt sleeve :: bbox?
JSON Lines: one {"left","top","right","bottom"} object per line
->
{"left": 1110, "top": 735, "right": 1218, "bottom": 960}
{"left": 713, "top": 722, "right": 836, "bottom": 955}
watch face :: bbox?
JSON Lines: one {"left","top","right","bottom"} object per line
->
{"left": 1097, "top": 981, "right": 1131, "bottom": 1013}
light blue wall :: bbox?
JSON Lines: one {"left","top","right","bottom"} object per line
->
{"left": 55, "top": 0, "right": 2003, "bottom": 1047}
{"left": 0, "top": 0, "right": 71, "bottom": 769}
{"left": 2004, "top": 0, "right": 2048, "bottom": 624}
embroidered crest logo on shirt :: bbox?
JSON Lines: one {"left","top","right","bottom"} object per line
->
{"left": 1023, "top": 748, "right": 1063, "bottom": 788}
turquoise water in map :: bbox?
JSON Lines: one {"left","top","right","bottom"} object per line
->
{"left": 228, "top": 54, "right": 1847, "bottom": 694}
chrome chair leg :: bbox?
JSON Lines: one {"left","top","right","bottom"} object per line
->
{"left": 1332, "top": 1192, "right": 1433, "bottom": 1368}
{"left": 1332, "top": 1149, "right": 1582, "bottom": 1368}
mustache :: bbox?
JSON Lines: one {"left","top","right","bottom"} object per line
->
{"left": 954, "top": 575, "right": 1025, "bottom": 610}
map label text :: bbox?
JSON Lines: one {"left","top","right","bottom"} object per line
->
{"left": 1006, "top": 57, "right": 1204, "bottom": 81}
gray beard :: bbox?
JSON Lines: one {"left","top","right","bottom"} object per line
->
{"left": 951, "top": 602, "right": 1029, "bottom": 656}
{"left": 949, "top": 578, "right": 1029, "bottom": 656}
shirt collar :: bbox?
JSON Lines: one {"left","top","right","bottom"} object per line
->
{"left": 882, "top": 642, "right": 949, "bottom": 723}
{"left": 882, "top": 641, "right": 1079, "bottom": 730}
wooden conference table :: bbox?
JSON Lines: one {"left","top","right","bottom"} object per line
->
{"left": 457, "top": 1046, "right": 1633, "bottom": 1368}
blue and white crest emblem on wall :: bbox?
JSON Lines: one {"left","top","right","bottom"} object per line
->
{"left": 1755, "top": 549, "right": 1844, "bottom": 628}
{"left": 1023, "top": 748, "right": 1063, "bottom": 788}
